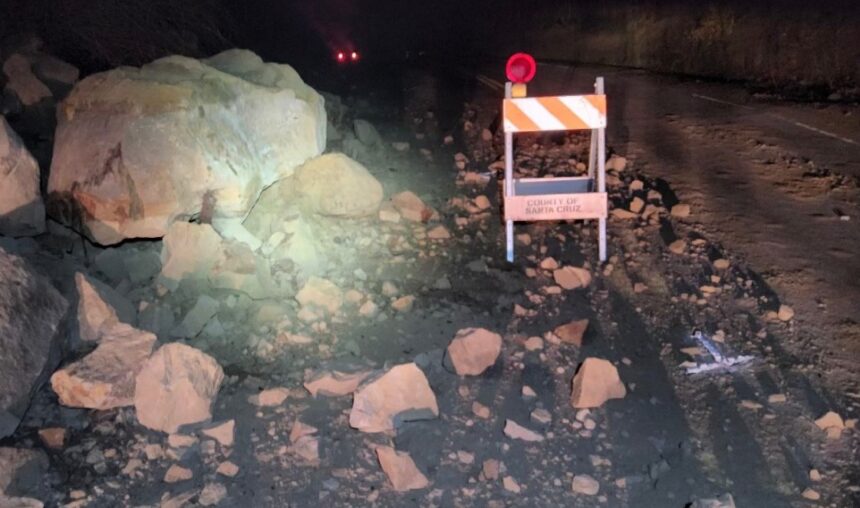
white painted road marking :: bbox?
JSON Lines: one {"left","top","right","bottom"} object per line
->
{"left": 693, "top": 93, "right": 858, "bottom": 147}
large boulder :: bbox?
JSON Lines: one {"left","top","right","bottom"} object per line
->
{"left": 0, "top": 117, "right": 45, "bottom": 236}
{"left": 50, "top": 324, "right": 157, "bottom": 410}
{"left": 0, "top": 248, "right": 67, "bottom": 438}
{"left": 134, "top": 342, "right": 224, "bottom": 433}
{"left": 293, "top": 153, "right": 383, "bottom": 217}
{"left": 47, "top": 49, "right": 326, "bottom": 245}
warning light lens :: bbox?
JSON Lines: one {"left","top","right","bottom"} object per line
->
{"left": 506, "top": 53, "right": 537, "bottom": 84}
{"left": 351, "top": 51, "right": 359, "bottom": 61}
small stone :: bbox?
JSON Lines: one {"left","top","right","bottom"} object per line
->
{"left": 668, "top": 240, "right": 687, "bottom": 255}
{"left": 296, "top": 277, "right": 343, "bottom": 315}
{"left": 553, "top": 319, "right": 589, "bottom": 346}
{"left": 482, "top": 459, "right": 500, "bottom": 481}
{"left": 503, "top": 419, "right": 544, "bottom": 442}
{"left": 611, "top": 208, "right": 638, "bottom": 220}
{"left": 713, "top": 259, "right": 730, "bottom": 270}
{"left": 38, "top": 428, "right": 66, "bottom": 449}
{"left": 524, "top": 336, "right": 543, "bottom": 351}
{"left": 376, "top": 446, "right": 429, "bottom": 492}
{"left": 777, "top": 305, "right": 795, "bottom": 322}
{"left": 531, "top": 408, "right": 552, "bottom": 425}
{"left": 199, "top": 483, "right": 227, "bottom": 506}
{"left": 809, "top": 469, "right": 822, "bottom": 482}
{"left": 304, "top": 369, "right": 371, "bottom": 397}
{"left": 539, "top": 257, "right": 559, "bottom": 270}
{"left": 768, "top": 394, "right": 786, "bottom": 404}
{"left": 164, "top": 464, "right": 193, "bottom": 483}
{"left": 670, "top": 204, "right": 691, "bottom": 218}
{"left": 815, "top": 411, "right": 844, "bottom": 439}
{"left": 503, "top": 476, "right": 521, "bottom": 493}
{"left": 571, "top": 474, "right": 600, "bottom": 495}
{"left": 801, "top": 488, "right": 820, "bottom": 501}
{"left": 216, "top": 461, "right": 239, "bottom": 477}
{"left": 629, "top": 197, "right": 645, "bottom": 214}
{"left": 391, "top": 295, "right": 415, "bottom": 312}
{"left": 427, "top": 225, "right": 451, "bottom": 240}
{"left": 606, "top": 155, "right": 627, "bottom": 172}
{"left": 472, "top": 402, "right": 491, "bottom": 419}
{"left": 249, "top": 387, "right": 290, "bottom": 407}
{"left": 456, "top": 450, "right": 475, "bottom": 464}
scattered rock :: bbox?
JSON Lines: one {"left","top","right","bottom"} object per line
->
{"left": 554, "top": 319, "right": 589, "bottom": 346}
{"left": 216, "top": 461, "right": 239, "bottom": 477}
{"left": 809, "top": 469, "right": 822, "bottom": 482}
{"left": 427, "top": 225, "right": 451, "bottom": 240}
{"left": 482, "top": 459, "right": 500, "bottom": 481}
{"left": 248, "top": 387, "right": 290, "bottom": 407}
{"left": 289, "top": 421, "right": 319, "bottom": 463}
{"left": 668, "top": 240, "right": 687, "bottom": 255}
{"left": 0, "top": 249, "right": 68, "bottom": 438}
{"left": 199, "top": 482, "right": 227, "bottom": 506}
{"left": 713, "top": 259, "right": 730, "bottom": 270}
{"left": 350, "top": 363, "right": 438, "bottom": 432}
{"left": 164, "top": 464, "right": 193, "bottom": 483}
{"left": 296, "top": 277, "right": 343, "bottom": 315}
{"left": 304, "top": 368, "right": 371, "bottom": 397}
{"left": 391, "top": 295, "right": 415, "bottom": 313}
{"left": 446, "top": 328, "right": 502, "bottom": 376}
{"left": 670, "top": 204, "right": 691, "bottom": 218}
{"left": 202, "top": 420, "right": 234, "bottom": 447}
{"left": 503, "top": 419, "right": 544, "bottom": 442}
{"left": 531, "top": 408, "right": 552, "bottom": 425}
{"left": 51, "top": 324, "right": 157, "bottom": 409}
{"left": 3, "top": 54, "right": 52, "bottom": 106}
{"left": 570, "top": 358, "right": 626, "bottom": 408}
{"left": 37, "top": 428, "right": 65, "bottom": 449}
{"left": 777, "top": 305, "right": 795, "bottom": 322}
{"left": 157, "top": 222, "right": 223, "bottom": 292}
{"left": 503, "top": 476, "right": 521, "bottom": 493}
{"left": 376, "top": 446, "right": 429, "bottom": 492}
{"left": 134, "top": 343, "right": 225, "bottom": 433}
{"left": 815, "top": 411, "right": 844, "bottom": 438}
{"left": 472, "top": 402, "right": 491, "bottom": 419}
{"left": 0, "top": 117, "right": 44, "bottom": 236}
{"left": 629, "top": 197, "right": 645, "bottom": 214}
{"left": 571, "top": 474, "right": 600, "bottom": 495}
{"left": 553, "top": 266, "right": 592, "bottom": 290}
{"left": 801, "top": 488, "right": 820, "bottom": 501}
{"left": 391, "top": 191, "right": 433, "bottom": 222}
{"left": 611, "top": 208, "right": 638, "bottom": 220}
{"left": 606, "top": 155, "right": 627, "bottom": 172}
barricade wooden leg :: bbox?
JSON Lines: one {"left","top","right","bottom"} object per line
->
{"left": 596, "top": 77, "right": 607, "bottom": 262}
{"left": 504, "top": 82, "right": 515, "bottom": 262}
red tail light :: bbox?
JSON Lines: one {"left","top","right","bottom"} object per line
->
{"left": 351, "top": 51, "right": 359, "bottom": 61}
{"left": 336, "top": 52, "right": 345, "bottom": 62}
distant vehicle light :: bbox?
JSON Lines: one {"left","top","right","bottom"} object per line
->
{"left": 351, "top": 51, "right": 359, "bottom": 61}
{"left": 337, "top": 51, "right": 346, "bottom": 62}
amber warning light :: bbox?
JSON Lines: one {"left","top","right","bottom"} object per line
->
{"left": 505, "top": 53, "right": 537, "bottom": 84}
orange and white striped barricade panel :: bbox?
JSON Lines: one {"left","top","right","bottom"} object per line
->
{"left": 503, "top": 95, "right": 607, "bottom": 133}
{"left": 503, "top": 79, "right": 608, "bottom": 263}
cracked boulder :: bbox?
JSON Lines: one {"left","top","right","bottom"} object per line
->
{"left": 47, "top": 49, "right": 325, "bottom": 245}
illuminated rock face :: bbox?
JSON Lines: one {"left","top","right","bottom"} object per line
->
{"left": 293, "top": 153, "right": 383, "bottom": 217}
{"left": 47, "top": 49, "right": 326, "bottom": 245}
{"left": 0, "top": 117, "right": 44, "bottom": 236}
